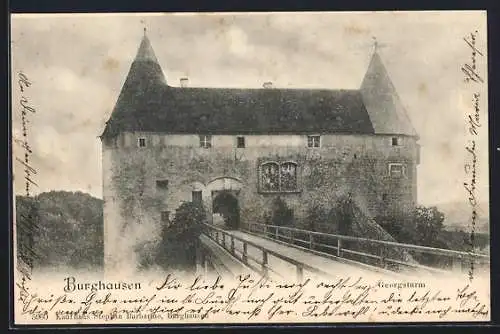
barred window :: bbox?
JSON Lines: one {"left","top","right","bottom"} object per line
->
{"left": 199, "top": 135, "right": 212, "bottom": 148}
{"left": 389, "top": 163, "right": 405, "bottom": 178}
{"left": 192, "top": 191, "right": 202, "bottom": 204}
{"left": 307, "top": 135, "right": 321, "bottom": 148}
{"left": 260, "top": 161, "right": 299, "bottom": 192}
{"left": 237, "top": 136, "right": 245, "bottom": 148}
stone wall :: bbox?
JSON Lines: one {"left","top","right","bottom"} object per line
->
{"left": 102, "top": 132, "right": 419, "bottom": 269}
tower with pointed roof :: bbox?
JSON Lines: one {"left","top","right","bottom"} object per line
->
{"left": 100, "top": 33, "right": 420, "bottom": 270}
{"left": 361, "top": 47, "right": 418, "bottom": 138}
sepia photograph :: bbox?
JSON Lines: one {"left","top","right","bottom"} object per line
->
{"left": 11, "top": 11, "right": 490, "bottom": 324}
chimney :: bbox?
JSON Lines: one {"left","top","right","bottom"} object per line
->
{"left": 263, "top": 81, "right": 273, "bottom": 89}
{"left": 180, "top": 77, "right": 189, "bottom": 88}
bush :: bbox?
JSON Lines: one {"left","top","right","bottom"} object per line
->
{"left": 377, "top": 205, "right": 450, "bottom": 266}
{"left": 270, "top": 197, "right": 294, "bottom": 226}
{"left": 378, "top": 206, "right": 445, "bottom": 247}
{"left": 305, "top": 203, "right": 338, "bottom": 232}
{"left": 155, "top": 201, "right": 206, "bottom": 271}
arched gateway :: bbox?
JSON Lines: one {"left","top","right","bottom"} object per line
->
{"left": 207, "top": 177, "right": 243, "bottom": 229}
{"left": 212, "top": 191, "right": 240, "bottom": 229}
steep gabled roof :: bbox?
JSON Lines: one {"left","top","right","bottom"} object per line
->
{"left": 102, "top": 86, "right": 374, "bottom": 137}
{"left": 360, "top": 50, "right": 418, "bottom": 138}
{"left": 101, "top": 34, "right": 416, "bottom": 138}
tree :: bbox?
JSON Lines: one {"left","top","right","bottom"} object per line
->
{"left": 16, "top": 196, "right": 40, "bottom": 268}
{"left": 378, "top": 206, "right": 445, "bottom": 247}
{"left": 413, "top": 206, "right": 445, "bottom": 246}
{"left": 15, "top": 191, "right": 104, "bottom": 269}
{"left": 305, "top": 203, "right": 338, "bottom": 233}
{"left": 155, "top": 201, "right": 206, "bottom": 271}
{"left": 335, "top": 194, "right": 355, "bottom": 236}
{"left": 169, "top": 201, "right": 206, "bottom": 235}
{"left": 377, "top": 205, "right": 447, "bottom": 266}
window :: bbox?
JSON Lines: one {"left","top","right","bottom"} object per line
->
{"left": 307, "top": 135, "right": 321, "bottom": 148}
{"left": 237, "top": 136, "right": 245, "bottom": 148}
{"left": 161, "top": 211, "right": 170, "bottom": 224}
{"left": 260, "top": 161, "right": 299, "bottom": 192}
{"left": 392, "top": 137, "right": 400, "bottom": 146}
{"left": 138, "top": 137, "right": 146, "bottom": 147}
{"left": 280, "top": 162, "right": 298, "bottom": 191}
{"left": 156, "top": 180, "right": 169, "bottom": 189}
{"left": 389, "top": 163, "right": 405, "bottom": 178}
{"left": 199, "top": 135, "right": 212, "bottom": 149}
{"left": 192, "top": 191, "right": 202, "bottom": 204}
{"left": 261, "top": 162, "right": 280, "bottom": 192}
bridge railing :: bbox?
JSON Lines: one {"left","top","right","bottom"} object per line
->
{"left": 243, "top": 222, "right": 490, "bottom": 274}
{"left": 201, "top": 223, "right": 332, "bottom": 281}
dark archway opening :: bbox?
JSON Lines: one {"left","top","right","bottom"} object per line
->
{"left": 212, "top": 192, "right": 240, "bottom": 230}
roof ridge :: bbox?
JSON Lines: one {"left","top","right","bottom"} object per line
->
{"left": 165, "top": 85, "right": 361, "bottom": 92}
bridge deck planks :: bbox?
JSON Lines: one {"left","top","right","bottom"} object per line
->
{"left": 225, "top": 230, "right": 403, "bottom": 280}
{"left": 199, "top": 234, "right": 255, "bottom": 277}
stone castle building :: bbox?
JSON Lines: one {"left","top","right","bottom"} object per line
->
{"left": 100, "top": 32, "right": 420, "bottom": 267}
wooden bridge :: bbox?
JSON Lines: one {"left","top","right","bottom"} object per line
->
{"left": 197, "top": 222, "right": 490, "bottom": 281}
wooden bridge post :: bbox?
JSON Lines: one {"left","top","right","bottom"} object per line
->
{"left": 231, "top": 235, "right": 235, "bottom": 254}
{"left": 203, "top": 254, "right": 209, "bottom": 276}
{"left": 337, "top": 239, "right": 342, "bottom": 257}
{"left": 309, "top": 233, "right": 314, "bottom": 250}
{"left": 262, "top": 251, "right": 269, "bottom": 277}
{"left": 242, "top": 242, "right": 248, "bottom": 263}
{"left": 452, "top": 256, "right": 463, "bottom": 272}
{"left": 275, "top": 226, "right": 279, "bottom": 240}
{"left": 195, "top": 244, "right": 204, "bottom": 275}
{"left": 296, "top": 265, "right": 304, "bottom": 282}
{"left": 378, "top": 248, "right": 385, "bottom": 268}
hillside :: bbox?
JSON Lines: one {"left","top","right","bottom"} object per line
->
{"left": 15, "top": 191, "right": 103, "bottom": 268}
{"left": 436, "top": 201, "right": 489, "bottom": 234}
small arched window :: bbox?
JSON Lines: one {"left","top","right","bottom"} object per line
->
{"left": 260, "top": 161, "right": 299, "bottom": 192}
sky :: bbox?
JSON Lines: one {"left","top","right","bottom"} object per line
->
{"left": 10, "top": 11, "right": 488, "bottom": 207}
